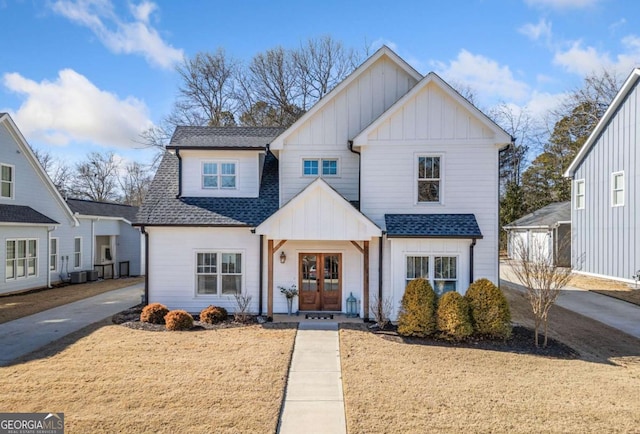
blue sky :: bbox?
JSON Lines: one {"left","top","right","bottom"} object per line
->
{"left": 1, "top": 0, "right": 639, "bottom": 167}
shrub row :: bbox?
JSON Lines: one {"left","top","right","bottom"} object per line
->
{"left": 140, "top": 303, "right": 229, "bottom": 331}
{"left": 397, "top": 278, "right": 511, "bottom": 340}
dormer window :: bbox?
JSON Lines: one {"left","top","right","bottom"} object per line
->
{"left": 202, "top": 161, "right": 237, "bottom": 189}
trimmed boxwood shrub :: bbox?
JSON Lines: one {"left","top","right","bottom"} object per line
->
{"left": 397, "top": 278, "right": 437, "bottom": 337}
{"left": 465, "top": 278, "right": 512, "bottom": 339}
{"left": 200, "top": 305, "right": 228, "bottom": 324}
{"left": 140, "top": 303, "right": 169, "bottom": 324}
{"left": 165, "top": 310, "right": 194, "bottom": 331}
{"left": 436, "top": 291, "right": 473, "bottom": 340}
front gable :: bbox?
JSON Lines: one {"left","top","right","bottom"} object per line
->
{"left": 352, "top": 73, "right": 512, "bottom": 146}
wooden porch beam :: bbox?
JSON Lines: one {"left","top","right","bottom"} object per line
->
{"left": 274, "top": 239, "right": 287, "bottom": 252}
{"left": 350, "top": 240, "right": 364, "bottom": 254}
{"left": 267, "top": 239, "right": 274, "bottom": 319}
{"left": 363, "top": 240, "right": 369, "bottom": 321}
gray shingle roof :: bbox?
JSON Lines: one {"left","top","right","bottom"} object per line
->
{"left": 385, "top": 214, "right": 483, "bottom": 238}
{"left": 66, "top": 199, "right": 138, "bottom": 222}
{"left": 136, "top": 150, "right": 279, "bottom": 226}
{"left": 0, "top": 204, "right": 59, "bottom": 225}
{"left": 504, "top": 201, "right": 570, "bottom": 228}
{"left": 169, "top": 126, "right": 286, "bottom": 149}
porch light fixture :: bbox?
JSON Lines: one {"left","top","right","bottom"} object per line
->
{"left": 346, "top": 292, "right": 358, "bottom": 318}
{"left": 280, "top": 251, "right": 286, "bottom": 264}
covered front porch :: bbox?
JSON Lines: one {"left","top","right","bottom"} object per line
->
{"left": 255, "top": 178, "right": 382, "bottom": 319}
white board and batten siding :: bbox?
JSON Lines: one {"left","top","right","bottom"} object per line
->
{"left": 180, "top": 150, "right": 262, "bottom": 198}
{"left": 278, "top": 55, "right": 419, "bottom": 204}
{"left": 571, "top": 79, "right": 640, "bottom": 281}
{"left": 146, "top": 227, "right": 259, "bottom": 313}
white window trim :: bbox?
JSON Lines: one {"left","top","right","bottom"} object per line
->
{"left": 405, "top": 253, "right": 459, "bottom": 294}
{"left": 574, "top": 179, "right": 585, "bottom": 210}
{"left": 50, "top": 237, "right": 59, "bottom": 272}
{"left": 74, "top": 237, "right": 82, "bottom": 269}
{"left": 1, "top": 163, "right": 15, "bottom": 200}
{"left": 415, "top": 153, "right": 444, "bottom": 205}
{"left": 194, "top": 250, "right": 245, "bottom": 297}
{"left": 611, "top": 171, "right": 624, "bottom": 207}
{"left": 301, "top": 157, "right": 341, "bottom": 177}
{"left": 5, "top": 238, "right": 38, "bottom": 281}
{"left": 201, "top": 160, "right": 238, "bottom": 190}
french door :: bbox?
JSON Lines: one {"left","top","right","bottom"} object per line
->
{"left": 299, "top": 253, "right": 342, "bottom": 311}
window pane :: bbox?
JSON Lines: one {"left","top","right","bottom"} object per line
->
{"left": 1, "top": 182, "right": 10, "bottom": 198}
{"left": 1, "top": 165, "right": 11, "bottom": 181}
{"left": 406, "top": 256, "right": 428, "bottom": 280}
{"left": 17, "top": 258, "right": 25, "bottom": 277}
{"left": 197, "top": 275, "right": 217, "bottom": 294}
{"left": 614, "top": 174, "right": 623, "bottom": 189}
{"left": 221, "top": 175, "right": 236, "bottom": 188}
{"left": 221, "top": 275, "right": 241, "bottom": 294}
{"left": 322, "top": 160, "right": 337, "bottom": 175}
{"left": 75, "top": 238, "right": 81, "bottom": 251}
{"left": 203, "top": 175, "right": 218, "bottom": 188}
{"left": 6, "top": 260, "right": 14, "bottom": 279}
{"left": 197, "top": 253, "right": 216, "bottom": 274}
{"left": 6, "top": 241, "right": 15, "bottom": 260}
{"left": 17, "top": 240, "right": 26, "bottom": 258}
{"left": 303, "top": 160, "right": 318, "bottom": 175}
{"left": 418, "top": 181, "right": 440, "bottom": 202}
{"left": 75, "top": 253, "right": 81, "bottom": 268}
{"left": 614, "top": 190, "right": 624, "bottom": 205}
{"left": 28, "top": 258, "right": 36, "bottom": 276}
{"left": 28, "top": 240, "right": 37, "bottom": 256}
{"left": 203, "top": 163, "right": 217, "bottom": 175}
{"left": 432, "top": 157, "right": 440, "bottom": 178}
{"left": 221, "top": 253, "right": 241, "bottom": 273}
{"left": 221, "top": 163, "right": 235, "bottom": 175}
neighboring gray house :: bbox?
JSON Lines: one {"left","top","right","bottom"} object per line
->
{"left": 66, "top": 199, "right": 144, "bottom": 278}
{"left": 564, "top": 68, "right": 640, "bottom": 283}
{"left": 504, "top": 202, "right": 571, "bottom": 267}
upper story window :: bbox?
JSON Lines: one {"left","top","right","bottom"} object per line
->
{"left": 302, "top": 158, "right": 339, "bottom": 176}
{"left": 417, "top": 156, "right": 441, "bottom": 203}
{"left": 1, "top": 163, "right": 14, "bottom": 199}
{"left": 203, "top": 162, "right": 237, "bottom": 189}
{"left": 574, "top": 179, "right": 585, "bottom": 210}
{"left": 612, "top": 171, "right": 624, "bottom": 207}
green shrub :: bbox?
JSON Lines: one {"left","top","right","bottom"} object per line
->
{"left": 465, "top": 278, "right": 512, "bottom": 339}
{"left": 436, "top": 291, "right": 473, "bottom": 340}
{"left": 165, "top": 310, "right": 194, "bottom": 331}
{"left": 140, "top": 303, "right": 169, "bottom": 324}
{"left": 200, "top": 305, "right": 228, "bottom": 324}
{"left": 397, "top": 278, "right": 437, "bottom": 337}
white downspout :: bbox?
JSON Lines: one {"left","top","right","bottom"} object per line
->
{"left": 47, "top": 226, "right": 55, "bottom": 288}
{"left": 91, "top": 218, "right": 96, "bottom": 270}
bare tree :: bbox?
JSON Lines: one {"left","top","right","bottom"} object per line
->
{"left": 369, "top": 294, "right": 393, "bottom": 330}
{"left": 509, "top": 233, "right": 573, "bottom": 347}
{"left": 71, "top": 151, "right": 121, "bottom": 202}
{"left": 31, "top": 148, "right": 73, "bottom": 196}
{"left": 119, "top": 161, "right": 152, "bottom": 206}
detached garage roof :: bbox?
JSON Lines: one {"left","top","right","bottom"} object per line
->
{"left": 385, "top": 214, "right": 483, "bottom": 238}
{"left": 504, "top": 202, "right": 570, "bottom": 229}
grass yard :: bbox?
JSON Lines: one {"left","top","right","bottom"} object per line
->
{"left": 340, "top": 327, "right": 640, "bottom": 433}
{"left": 0, "top": 321, "right": 296, "bottom": 433}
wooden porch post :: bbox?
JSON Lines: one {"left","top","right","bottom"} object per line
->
{"left": 363, "top": 240, "right": 369, "bottom": 321}
{"left": 267, "top": 239, "right": 274, "bottom": 319}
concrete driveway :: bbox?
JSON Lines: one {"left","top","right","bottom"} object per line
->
{"left": 500, "top": 263, "right": 640, "bottom": 339}
{"left": 0, "top": 282, "right": 143, "bottom": 366}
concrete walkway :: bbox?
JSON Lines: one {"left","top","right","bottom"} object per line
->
{"left": 0, "top": 282, "right": 143, "bottom": 366}
{"left": 278, "top": 322, "right": 347, "bottom": 434}
{"left": 500, "top": 264, "right": 640, "bottom": 339}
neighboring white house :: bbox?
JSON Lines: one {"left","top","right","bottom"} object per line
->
{"left": 0, "top": 113, "right": 143, "bottom": 294}
{"left": 564, "top": 68, "right": 640, "bottom": 284}
{"left": 503, "top": 201, "right": 571, "bottom": 267}
{"left": 136, "top": 46, "right": 512, "bottom": 320}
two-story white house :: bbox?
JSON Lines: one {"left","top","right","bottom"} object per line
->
{"left": 136, "top": 46, "right": 511, "bottom": 320}
{"left": 0, "top": 113, "right": 144, "bottom": 294}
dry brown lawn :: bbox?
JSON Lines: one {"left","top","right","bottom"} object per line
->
{"left": 340, "top": 286, "right": 640, "bottom": 433}
{"left": 0, "top": 321, "right": 296, "bottom": 433}
{"left": 570, "top": 273, "right": 640, "bottom": 306}
{"left": 0, "top": 277, "right": 144, "bottom": 324}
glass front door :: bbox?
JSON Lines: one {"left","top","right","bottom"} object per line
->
{"left": 299, "top": 253, "right": 342, "bottom": 311}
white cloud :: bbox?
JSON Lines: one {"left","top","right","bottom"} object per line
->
{"left": 3, "top": 69, "right": 153, "bottom": 148}
{"left": 433, "top": 50, "right": 530, "bottom": 103}
{"left": 524, "top": 0, "right": 600, "bottom": 9}
{"left": 50, "top": 0, "right": 183, "bottom": 69}
{"left": 524, "top": 90, "right": 566, "bottom": 119}
{"left": 553, "top": 37, "right": 640, "bottom": 76}
{"left": 519, "top": 18, "right": 552, "bottom": 42}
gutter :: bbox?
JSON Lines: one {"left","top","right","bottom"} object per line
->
{"left": 141, "top": 225, "right": 149, "bottom": 305}
{"left": 348, "top": 140, "right": 361, "bottom": 208}
{"left": 175, "top": 148, "right": 182, "bottom": 198}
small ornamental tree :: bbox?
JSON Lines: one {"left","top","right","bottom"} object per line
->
{"left": 397, "top": 278, "right": 437, "bottom": 337}
{"left": 436, "top": 291, "right": 473, "bottom": 340}
{"left": 465, "top": 278, "right": 512, "bottom": 340}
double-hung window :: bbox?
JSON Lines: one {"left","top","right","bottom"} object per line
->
{"left": 302, "top": 158, "right": 339, "bottom": 176}
{"left": 417, "top": 156, "right": 441, "bottom": 203}
{"left": 50, "top": 238, "right": 58, "bottom": 272}
{"left": 612, "top": 171, "right": 624, "bottom": 207}
{"left": 574, "top": 180, "right": 585, "bottom": 210}
{"left": 406, "top": 255, "right": 458, "bottom": 295}
{"left": 1, "top": 164, "right": 14, "bottom": 199}
{"left": 203, "top": 162, "right": 237, "bottom": 189}
{"left": 74, "top": 237, "right": 82, "bottom": 268}
{"left": 6, "top": 239, "right": 37, "bottom": 280}
{"left": 196, "top": 252, "right": 243, "bottom": 295}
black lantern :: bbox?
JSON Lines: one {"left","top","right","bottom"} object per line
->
{"left": 280, "top": 251, "right": 286, "bottom": 264}
{"left": 346, "top": 292, "right": 358, "bottom": 317}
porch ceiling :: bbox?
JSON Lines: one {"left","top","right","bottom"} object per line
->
{"left": 255, "top": 178, "right": 381, "bottom": 241}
